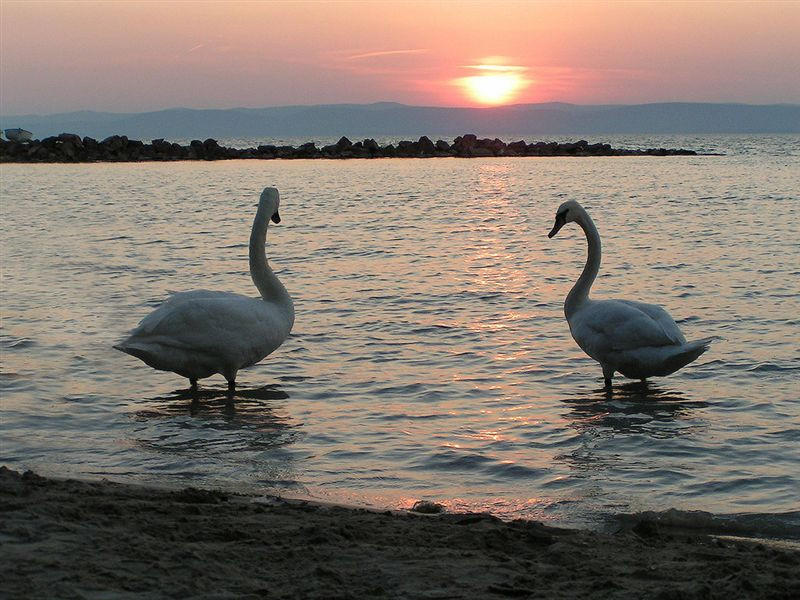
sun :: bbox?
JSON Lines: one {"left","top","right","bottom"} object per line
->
{"left": 463, "top": 71, "right": 524, "bottom": 105}
{"left": 457, "top": 61, "right": 529, "bottom": 106}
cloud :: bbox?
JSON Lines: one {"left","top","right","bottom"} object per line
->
{"left": 346, "top": 49, "right": 429, "bottom": 61}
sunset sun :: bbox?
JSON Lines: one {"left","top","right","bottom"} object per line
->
{"left": 457, "top": 61, "right": 529, "bottom": 106}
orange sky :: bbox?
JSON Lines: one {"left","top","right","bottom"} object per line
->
{"left": 1, "top": 0, "right": 798, "bottom": 114}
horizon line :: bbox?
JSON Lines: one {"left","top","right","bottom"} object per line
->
{"left": 3, "top": 100, "right": 799, "bottom": 119}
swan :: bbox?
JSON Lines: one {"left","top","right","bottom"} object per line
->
{"left": 547, "top": 200, "right": 713, "bottom": 386}
{"left": 115, "top": 187, "right": 294, "bottom": 390}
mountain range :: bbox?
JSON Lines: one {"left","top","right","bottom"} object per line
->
{"left": 2, "top": 102, "right": 798, "bottom": 140}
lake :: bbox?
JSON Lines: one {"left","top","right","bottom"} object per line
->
{"left": 1, "top": 134, "right": 798, "bottom": 537}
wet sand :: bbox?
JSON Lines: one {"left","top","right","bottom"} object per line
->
{"left": 1, "top": 467, "right": 798, "bottom": 599}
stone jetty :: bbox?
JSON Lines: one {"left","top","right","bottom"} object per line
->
{"left": 0, "top": 133, "right": 697, "bottom": 163}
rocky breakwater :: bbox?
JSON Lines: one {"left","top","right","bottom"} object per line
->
{"left": 0, "top": 132, "right": 698, "bottom": 163}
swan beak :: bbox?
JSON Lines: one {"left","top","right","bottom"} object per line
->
{"left": 271, "top": 211, "right": 281, "bottom": 224}
{"left": 548, "top": 214, "right": 566, "bottom": 238}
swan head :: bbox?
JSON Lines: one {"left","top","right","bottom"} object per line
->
{"left": 548, "top": 200, "right": 584, "bottom": 238}
{"left": 259, "top": 187, "right": 282, "bottom": 223}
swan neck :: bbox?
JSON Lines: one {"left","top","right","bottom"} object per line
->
{"left": 249, "top": 208, "right": 292, "bottom": 317}
{"left": 565, "top": 213, "right": 601, "bottom": 317}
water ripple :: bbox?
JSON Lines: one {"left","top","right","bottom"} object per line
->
{"left": 1, "top": 137, "right": 798, "bottom": 531}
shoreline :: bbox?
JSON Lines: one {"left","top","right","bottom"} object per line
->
{"left": 2, "top": 467, "right": 798, "bottom": 599}
{"left": 0, "top": 132, "right": 702, "bottom": 163}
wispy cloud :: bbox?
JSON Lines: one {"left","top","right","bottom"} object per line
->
{"left": 464, "top": 64, "right": 527, "bottom": 73}
{"left": 347, "top": 49, "right": 428, "bottom": 61}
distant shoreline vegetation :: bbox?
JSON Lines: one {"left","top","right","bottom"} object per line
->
{"left": 0, "top": 133, "right": 702, "bottom": 163}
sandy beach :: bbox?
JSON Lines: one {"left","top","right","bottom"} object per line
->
{"left": 1, "top": 467, "right": 798, "bottom": 599}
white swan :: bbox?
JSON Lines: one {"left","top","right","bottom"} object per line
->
{"left": 115, "top": 187, "right": 294, "bottom": 390}
{"left": 548, "top": 200, "right": 713, "bottom": 386}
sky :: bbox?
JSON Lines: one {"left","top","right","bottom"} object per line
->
{"left": 1, "top": 0, "right": 799, "bottom": 115}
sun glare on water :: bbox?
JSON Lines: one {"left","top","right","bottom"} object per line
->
{"left": 457, "top": 61, "right": 529, "bottom": 106}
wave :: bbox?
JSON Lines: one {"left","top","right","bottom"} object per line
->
{"left": 616, "top": 508, "right": 800, "bottom": 542}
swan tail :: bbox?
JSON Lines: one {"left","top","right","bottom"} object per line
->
{"left": 659, "top": 337, "right": 716, "bottom": 376}
{"left": 615, "top": 337, "right": 717, "bottom": 379}
{"left": 114, "top": 341, "right": 155, "bottom": 363}
{"left": 114, "top": 340, "right": 173, "bottom": 372}
{"left": 114, "top": 339, "right": 214, "bottom": 381}
{"left": 688, "top": 336, "right": 720, "bottom": 352}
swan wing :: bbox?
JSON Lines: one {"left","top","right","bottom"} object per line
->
{"left": 132, "top": 290, "right": 247, "bottom": 336}
{"left": 571, "top": 299, "right": 684, "bottom": 355}
{"left": 126, "top": 295, "right": 288, "bottom": 364}
{"left": 616, "top": 299, "right": 686, "bottom": 345}
{"left": 163, "top": 289, "right": 244, "bottom": 304}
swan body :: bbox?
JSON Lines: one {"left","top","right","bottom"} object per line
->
{"left": 115, "top": 187, "right": 294, "bottom": 389}
{"left": 548, "top": 200, "right": 713, "bottom": 385}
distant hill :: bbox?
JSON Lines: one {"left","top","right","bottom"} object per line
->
{"left": 2, "top": 102, "right": 798, "bottom": 140}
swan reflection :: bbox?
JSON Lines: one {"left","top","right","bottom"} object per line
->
{"left": 554, "top": 381, "right": 710, "bottom": 478}
{"left": 131, "top": 384, "right": 300, "bottom": 454}
{"left": 561, "top": 380, "right": 708, "bottom": 438}
{"left": 160, "top": 383, "right": 289, "bottom": 405}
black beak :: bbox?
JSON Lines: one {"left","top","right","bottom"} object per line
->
{"left": 271, "top": 211, "right": 281, "bottom": 224}
{"left": 548, "top": 213, "right": 566, "bottom": 238}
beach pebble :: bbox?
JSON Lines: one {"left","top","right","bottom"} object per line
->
{"left": 410, "top": 500, "right": 445, "bottom": 514}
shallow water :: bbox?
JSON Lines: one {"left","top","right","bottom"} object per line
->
{"left": 1, "top": 134, "right": 798, "bottom": 534}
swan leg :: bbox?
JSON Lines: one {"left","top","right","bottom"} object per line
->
{"left": 602, "top": 364, "right": 614, "bottom": 387}
{"left": 222, "top": 367, "right": 238, "bottom": 392}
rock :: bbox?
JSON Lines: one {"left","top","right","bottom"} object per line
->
{"left": 101, "top": 135, "right": 128, "bottom": 152}
{"left": 189, "top": 139, "right": 205, "bottom": 159}
{"left": 396, "top": 140, "right": 418, "bottom": 157}
{"left": 321, "top": 144, "right": 339, "bottom": 156}
{"left": 257, "top": 144, "right": 277, "bottom": 153}
{"left": 202, "top": 139, "right": 223, "bottom": 158}
{"left": 507, "top": 140, "right": 527, "bottom": 154}
{"left": 455, "top": 133, "right": 477, "bottom": 146}
{"left": 526, "top": 141, "right": 552, "bottom": 156}
{"left": 60, "top": 141, "right": 77, "bottom": 159}
{"left": 0, "top": 133, "right": 702, "bottom": 162}
{"left": 435, "top": 139, "right": 451, "bottom": 152}
{"left": 151, "top": 139, "right": 173, "bottom": 155}
{"left": 295, "top": 142, "right": 320, "bottom": 158}
{"left": 470, "top": 147, "right": 494, "bottom": 157}
{"left": 410, "top": 500, "right": 445, "bottom": 514}
{"left": 487, "top": 138, "right": 507, "bottom": 154}
{"left": 452, "top": 133, "right": 481, "bottom": 156}
{"left": 417, "top": 136, "right": 436, "bottom": 155}
{"left": 58, "top": 133, "right": 83, "bottom": 148}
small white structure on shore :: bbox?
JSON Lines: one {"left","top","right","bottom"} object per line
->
{"left": 4, "top": 128, "right": 33, "bottom": 142}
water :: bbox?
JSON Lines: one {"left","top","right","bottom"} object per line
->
{"left": 2, "top": 134, "right": 799, "bottom": 537}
